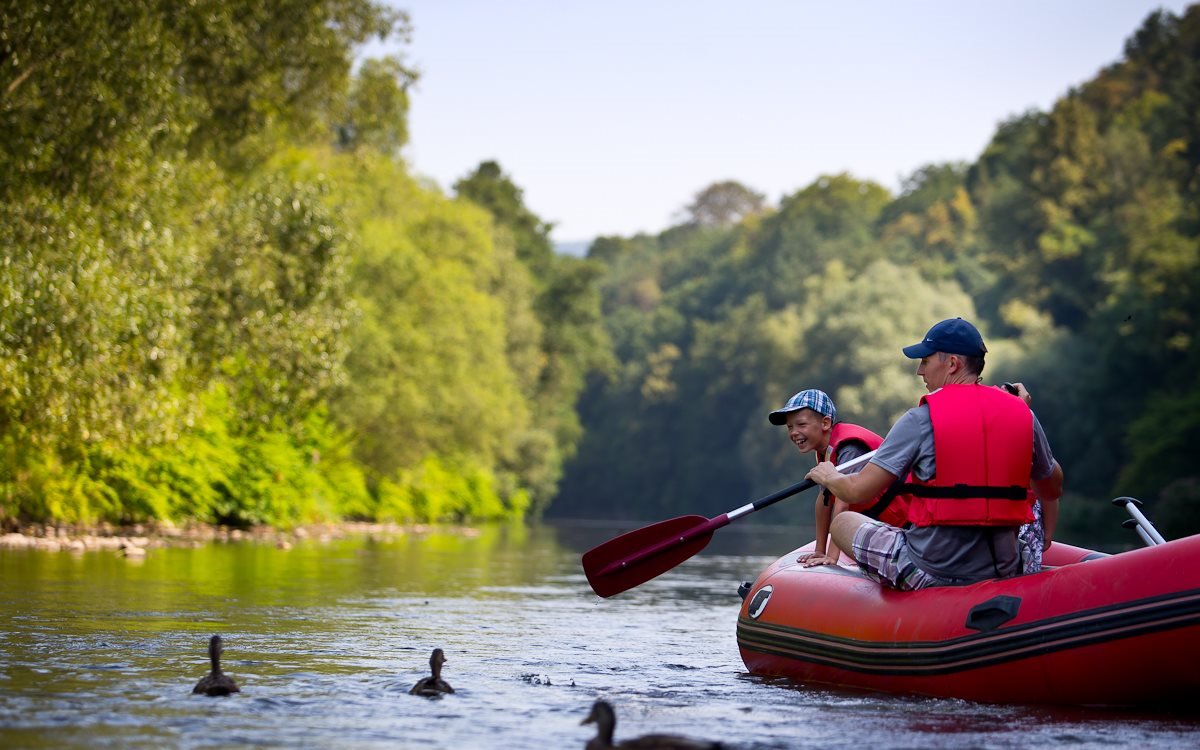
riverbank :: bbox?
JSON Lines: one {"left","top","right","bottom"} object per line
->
{"left": 0, "top": 520, "right": 477, "bottom": 556}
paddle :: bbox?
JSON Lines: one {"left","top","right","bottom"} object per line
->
{"left": 582, "top": 450, "right": 877, "bottom": 597}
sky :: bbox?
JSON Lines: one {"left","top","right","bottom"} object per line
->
{"left": 362, "top": 1, "right": 1191, "bottom": 244}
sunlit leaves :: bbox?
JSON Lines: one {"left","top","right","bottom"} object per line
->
{"left": 0, "top": 186, "right": 190, "bottom": 450}
{"left": 304, "top": 149, "right": 539, "bottom": 521}
{"left": 338, "top": 56, "right": 419, "bottom": 155}
{"left": 0, "top": 1, "right": 183, "bottom": 198}
{"left": 191, "top": 175, "right": 352, "bottom": 424}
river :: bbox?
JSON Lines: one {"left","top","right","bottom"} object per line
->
{"left": 1, "top": 522, "right": 1196, "bottom": 749}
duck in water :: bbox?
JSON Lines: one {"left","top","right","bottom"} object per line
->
{"left": 581, "top": 700, "right": 722, "bottom": 750}
{"left": 409, "top": 648, "right": 454, "bottom": 697}
{"left": 192, "top": 635, "right": 240, "bottom": 696}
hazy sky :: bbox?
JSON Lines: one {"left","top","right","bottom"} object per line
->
{"left": 363, "top": 1, "right": 1189, "bottom": 243}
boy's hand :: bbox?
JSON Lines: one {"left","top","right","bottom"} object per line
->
{"left": 801, "top": 554, "right": 838, "bottom": 568}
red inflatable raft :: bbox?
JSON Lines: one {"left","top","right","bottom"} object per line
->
{"left": 737, "top": 535, "right": 1200, "bottom": 706}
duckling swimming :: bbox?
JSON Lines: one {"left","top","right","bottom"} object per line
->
{"left": 582, "top": 700, "right": 722, "bottom": 750}
{"left": 192, "top": 635, "right": 240, "bottom": 696}
{"left": 409, "top": 648, "right": 454, "bottom": 696}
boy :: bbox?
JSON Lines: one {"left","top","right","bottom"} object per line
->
{"left": 769, "top": 389, "right": 907, "bottom": 567}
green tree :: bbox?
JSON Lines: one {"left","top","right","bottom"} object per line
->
{"left": 189, "top": 174, "right": 353, "bottom": 426}
{"left": 454, "top": 161, "right": 613, "bottom": 513}
{"left": 683, "top": 180, "right": 767, "bottom": 227}
{"left": 0, "top": 0, "right": 423, "bottom": 527}
{"left": 337, "top": 56, "right": 420, "bottom": 155}
{"left": 308, "top": 150, "right": 536, "bottom": 505}
{"left": 877, "top": 164, "right": 983, "bottom": 288}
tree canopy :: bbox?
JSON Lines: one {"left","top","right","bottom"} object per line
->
{"left": 0, "top": 0, "right": 608, "bottom": 528}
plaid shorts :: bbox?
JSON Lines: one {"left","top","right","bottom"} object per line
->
{"left": 851, "top": 520, "right": 946, "bottom": 591}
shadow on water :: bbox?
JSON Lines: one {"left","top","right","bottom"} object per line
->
{"left": 1, "top": 522, "right": 1196, "bottom": 749}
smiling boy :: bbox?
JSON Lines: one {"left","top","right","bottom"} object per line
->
{"left": 769, "top": 389, "right": 907, "bottom": 567}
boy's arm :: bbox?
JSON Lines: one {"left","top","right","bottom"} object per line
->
{"left": 802, "top": 494, "right": 849, "bottom": 567}
{"left": 799, "top": 492, "right": 835, "bottom": 563}
{"left": 824, "top": 498, "right": 850, "bottom": 563}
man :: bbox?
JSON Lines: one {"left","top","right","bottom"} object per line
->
{"left": 806, "top": 318, "right": 1064, "bottom": 590}
{"left": 768, "top": 389, "right": 905, "bottom": 568}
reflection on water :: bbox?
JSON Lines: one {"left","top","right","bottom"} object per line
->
{"left": 0, "top": 522, "right": 1196, "bottom": 749}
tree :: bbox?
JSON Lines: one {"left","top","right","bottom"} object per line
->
{"left": 0, "top": 0, "right": 418, "bottom": 527}
{"left": 338, "top": 56, "right": 420, "bottom": 155}
{"left": 878, "top": 163, "right": 980, "bottom": 287}
{"left": 682, "top": 180, "right": 767, "bottom": 227}
{"left": 189, "top": 175, "right": 353, "bottom": 426}
{"left": 0, "top": 1, "right": 409, "bottom": 197}
{"left": 454, "top": 161, "right": 613, "bottom": 513}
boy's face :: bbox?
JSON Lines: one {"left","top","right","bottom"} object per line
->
{"left": 784, "top": 409, "right": 832, "bottom": 455}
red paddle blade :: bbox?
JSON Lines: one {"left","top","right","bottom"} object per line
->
{"left": 582, "top": 515, "right": 714, "bottom": 598}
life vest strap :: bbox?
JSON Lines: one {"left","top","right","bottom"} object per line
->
{"left": 893, "top": 483, "right": 1027, "bottom": 500}
{"left": 863, "top": 483, "right": 904, "bottom": 520}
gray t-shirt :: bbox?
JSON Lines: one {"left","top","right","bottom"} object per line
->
{"left": 869, "top": 402, "right": 1056, "bottom": 582}
{"left": 818, "top": 436, "right": 870, "bottom": 507}
{"left": 832, "top": 438, "right": 870, "bottom": 470}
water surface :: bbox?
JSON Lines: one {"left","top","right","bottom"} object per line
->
{"left": 1, "top": 522, "right": 1196, "bottom": 749}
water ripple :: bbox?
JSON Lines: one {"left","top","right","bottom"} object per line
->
{"left": 2, "top": 529, "right": 1198, "bottom": 749}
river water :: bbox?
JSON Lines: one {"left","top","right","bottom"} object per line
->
{"left": 1, "top": 522, "right": 1197, "bottom": 749}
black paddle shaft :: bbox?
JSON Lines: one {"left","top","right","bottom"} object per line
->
{"left": 726, "top": 450, "right": 877, "bottom": 523}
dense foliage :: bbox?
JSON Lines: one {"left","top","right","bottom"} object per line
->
{"left": 555, "top": 7, "right": 1200, "bottom": 542}
{"left": 0, "top": 1, "right": 605, "bottom": 527}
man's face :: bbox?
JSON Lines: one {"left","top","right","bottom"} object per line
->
{"left": 784, "top": 409, "right": 831, "bottom": 455}
{"left": 916, "top": 352, "right": 954, "bottom": 391}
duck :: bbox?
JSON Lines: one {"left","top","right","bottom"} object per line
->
{"left": 409, "top": 648, "right": 454, "bottom": 696}
{"left": 581, "top": 700, "right": 722, "bottom": 750}
{"left": 192, "top": 634, "right": 240, "bottom": 696}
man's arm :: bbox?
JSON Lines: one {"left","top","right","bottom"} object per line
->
{"left": 808, "top": 408, "right": 923, "bottom": 503}
{"left": 1033, "top": 459, "right": 1063, "bottom": 547}
{"left": 806, "top": 461, "right": 898, "bottom": 504}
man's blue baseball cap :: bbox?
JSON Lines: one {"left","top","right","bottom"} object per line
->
{"left": 902, "top": 317, "right": 987, "bottom": 359}
{"left": 768, "top": 389, "right": 837, "bottom": 425}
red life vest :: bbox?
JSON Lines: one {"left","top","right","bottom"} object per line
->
{"left": 904, "top": 384, "right": 1035, "bottom": 527}
{"left": 826, "top": 423, "right": 909, "bottom": 527}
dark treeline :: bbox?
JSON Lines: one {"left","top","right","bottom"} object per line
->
{"left": 552, "top": 7, "right": 1200, "bottom": 543}
{"left": 0, "top": 1, "right": 608, "bottom": 528}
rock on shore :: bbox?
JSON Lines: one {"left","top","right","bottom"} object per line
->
{"left": 0, "top": 521, "right": 455, "bottom": 554}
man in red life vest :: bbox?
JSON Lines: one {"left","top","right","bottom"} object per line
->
{"left": 768, "top": 389, "right": 908, "bottom": 568}
{"left": 807, "top": 318, "right": 1064, "bottom": 590}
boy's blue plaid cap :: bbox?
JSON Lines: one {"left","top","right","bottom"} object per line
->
{"left": 768, "top": 389, "right": 837, "bottom": 425}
